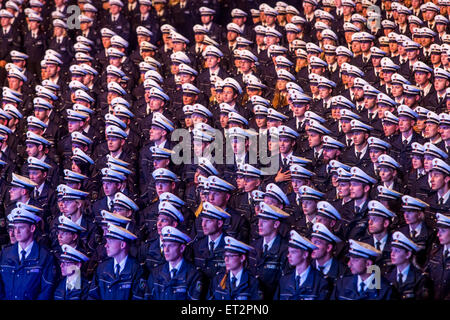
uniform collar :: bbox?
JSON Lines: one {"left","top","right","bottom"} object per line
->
{"left": 230, "top": 267, "right": 244, "bottom": 287}
{"left": 295, "top": 265, "right": 311, "bottom": 287}
{"left": 114, "top": 255, "right": 128, "bottom": 274}
{"left": 18, "top": 241, "right": 35, "bottom": 260}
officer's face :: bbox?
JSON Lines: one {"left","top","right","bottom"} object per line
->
{"left": 34, "top": 107, "right": 49, "bottom": 121}
{"left": 62, "top": 199, "right": 81, "bottom": 217}
{"left": 411, "top": 155, "right": 423, "bottom": 169}
{"left": 25, "top": 143, "right": 40, "bottom": 157}
{"left": 107, "top": 136, "right": 124, "bottom": 152}
{"left": 264, "top": 195, "right": 283, "bottom": 209}
{"left": 431, "top": 53, "right": 441, "bottom": 65}
{"left": 193, "top": 140, "right": 207, "bottom": 157}
{"left": 424, "top": 122, "right": 439, "bottom": 139}
{"left": 429, "top": 170, "right": 448, "bottom": 191}
{"left": 14, "top": 223, "right": 35, "bottom": 244}
{"left": 323, "top": 147, "right": 339, "bottom": 162}
{"left": 109, "top": 4, "right": 121, "bottom": 14}
{"left": 102, "top": 181, "right": 121, "bottom": 196}
{"left": 57, "top": 230, "right": 77, "bottom": 246}
{"left": 292, "top": 104, "right": 308, "bottom": 117}
{"left": 382, "top": 122, "right": 398, "bottom": 136}
{"left": 219, "top": 114, "right": 228, "bottom": 128}
{"left": 267, "top": 119, "right": 281, "bottom": 129}
{"left": 379, "top": 167, "right": 395, "bottom": 182}
{"left": 28, "top": 169, "right": 47, "bottom": 186}
{"left": 258, "top": 218, "right": 278, "bottom": 237}
{"left": 208, "top": 190, "right": 229, "bottom": 208}
{"left": 201, "top": 217, "right": 221, "bottom": 236}
{"left": 291, "top": 178, "right": 307, "bottom": 194}
{"left": 153, "top": 158, "right": 170, "bottom": 170}
{"left": 192, "top": 114, "right": 208, "bottom": 125}
{"left": 438, "top": 227, "right": 450, "bottom": 245}
{"left": 0, "top": 17, "right": 11, "bottom": 27}
{"left": 311, "top": 237, "right": 330, "bottom": 260}
{"left": 240, "top": 60, "right": 253, "bottom": 73}
{"left": 287, "top": 247, "right": 306, "bottom": 267}
{"left": 390, "top": 84, "right": 403, "bottom": 97}
{"left": 434, "top": 78, "right": 449, "bottom": 92}
{"left": 149, "top": 126, "right": 165, "bottom": 142}
{"left": 351, "top": 130, "right": 367, "bottom": 146}
{"left": 224, "top": 251, "right": 245, "bottom": 272}
{"left": 243, "top": 176, "right": 260, "bottom": 193}
{"left": 368, "top": 215, "right": 388, "bottom": 234}
{"left": 301, "top": 199, "right": 317, "bottom": 216}
{"left": 414, "top": 71, "right": 430, "bottom": 86}
{"left": 7, "top": 77, "right": 21, "bottom": 91}
{"left": 163, "top": 241, "right": 184, "bottom": 262}
{"left": 337, "top": 181, "right": 350, "bottom": 198}
{"left": 9, "top": 186, "right": 24, "bottom": 201}
{"left": 340, "top": 119, "right": 352, "bottom": 133}
{"left": 440, "top": 124, "right": 450, "bottom": 141}
{"left": 318, "top": 86, "right": 332, "bottom": 99}
{"left": 67, "top": 120, "right": 83, "bottom": 133}
{"left": 369, "top": 148, "right": 384, "bottom": 163}
{"left": 139, "top": 4, "right": 149, "bottom": 14}
{"left": 46, "top": 64, "right": 59, "bottom": 77}
{"left": 200, "top": 15, "right": 212, "bottom": 24}
{"left": 105, "top": 238, "right": 125, "bottom": 257}
{"left": 390, "top": 246, "right": 410, "bottom": 266}
{"left": 406, "top": 49, "right": 419, "bottom": 60}
{"left": 222, "top": 87, "right": 237, "bottom": 104}
{"left": 348, "top": 256, "right": 369, "bottom": 275}
{"left": 156, "top": 181, "right": 175, "bottom": 196}
{"left": 254, "top": 115, "right": 267, "bottom": 128}
{"left": 278, "top": 137, "right": 294, "bottom": 155}
{"left": 157, "top": 215, "right": 176, "bottom": 235}
{"left": 307, "top": 131, "right": 321, "bottom": 148}
{"left": 403, "top": 210, "right": 422, "bottom": 225}
{"left": 350, "top": 181, "right": 366, "bottom": 199}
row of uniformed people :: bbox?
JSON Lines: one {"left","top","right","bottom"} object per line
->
{"left": 1, "top": 196, "right": 449, "bottom": 300}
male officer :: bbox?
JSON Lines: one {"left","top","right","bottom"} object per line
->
{"left": 192, "top": 202, "right": 230, "bottom": 281}
{"left": 387, "top": 231, "right": 432, "bottom": 300}
{"left": 311, "top": 222, "right": 347, "bottom": 282}
{"left": 361, "top": 200, "right": 396, "bottom": 275}
{"left": 208, "top": 236, "right": 262, "bottom": 300}
{"left": 332, "top": 239, "right": 396, "bottom": 300}
{"left": 88, "top": 223, "right": 145, "bottom": 300}
{"left": 426, "top": 212, "right": 450, "bottom": 299}
{"left": 0, "top": 208, "right": 57, "bottom": 300}
{"left": 274, "top": 229, "right": 331, "bottom": 300}
{"left": 147, "top": 226, "right": 204, "bottom": 300}
{"left": 249, "top": 202, "right": 289, "bottom": 300}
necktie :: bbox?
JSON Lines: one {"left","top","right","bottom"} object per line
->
{"left": 410, "top": 230, "right": 417, "bottom": 239}
{"left": 209, "top": 240, "right": 215, "bottom": 254}
{"left": 397, "top": 273, "right": 403, "bottom": 285}
{"left": 314, "top": 151, "right": 319, "bottom": 160}
{"left": 402, "top": 139, "right": 408, "bottom": 146}
{"left": 444, "top": 249, "right": 449, "bottom": 259}
{"left": 263, "top": 244, "right": 269, "bottom": 255}
{"left": 318, "top": 265, "right": 325, "bottom": 274}
{"left": 359, "top": 281, "right": 365, "bottom": 293}
{"left": 347, "top": 139, "right": 352, "bottom": 147}
{"left": 356, "top": 151, "right": 361, "bottom": 160}
{"left": 34, "top": 189, "right": 39, "bottom": 199}
{"left": 438, "top": 197, "right": 444, "bottom": 205}
{"left": 230, "top": 276, "right": 237, "bottom": 289}
{"left": 115, "top": 264, "right": 120, "bottom": 278}
{"left": 375, "top": 241, "right": 381, "bottom": 250}
{"left": 295, "top": 275, "right": 300, "bottom": 290}
{"left": 20, "top": 249, "right": 26, "bottom": 263}
{"left": 283, "top": 157, "right": 288, "bottom": 167}
{"left": 171, "top": 268, "right": 177, "bottom": 279}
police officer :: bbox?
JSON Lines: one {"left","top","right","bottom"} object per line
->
{"left": 146, "top": 226, "right": 204, "bottom": 300}
{"left": 192, "top": 201, "right": 230, "bottom": 280}
{"left": 249, "top": 202, "right": 289, "bottom": 299}
{"left": 0, "top": 208, "right": 57, "bottom": 300}
{"left": 332, "top": 239, "right": 396, "bottom": 300}
{"left": 274, "top": 229, "right": 331, "bottom": 300}
{"left": 208, "top": 236, "right": 262, "bottom": 300}
{"left": 88, "top": 223, "right": 145, "bottom": 300}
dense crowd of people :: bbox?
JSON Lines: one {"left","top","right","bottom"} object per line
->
{"left": 0, "top": 0, "right": 448, "bottom": 300}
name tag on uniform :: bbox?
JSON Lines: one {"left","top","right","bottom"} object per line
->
{"left": 175, "top": 287, "right": 186, "bottom": 293}
{"left": 236, "top": 295, "right": 248, "bottom": 300}
{"left": 264, "top": 264, "right": 277, "bottom": 270}
{"left": 30, "top": 268, "right": 40, "bottom": 273}
{"left": 117, "top": 26, "right": 122, "bottom": 29}
{"left": 37, "top": 41, "right": 42, "bottom": 45}
{"left": 120, "top": 283, "right": 131, "bottom": 289}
